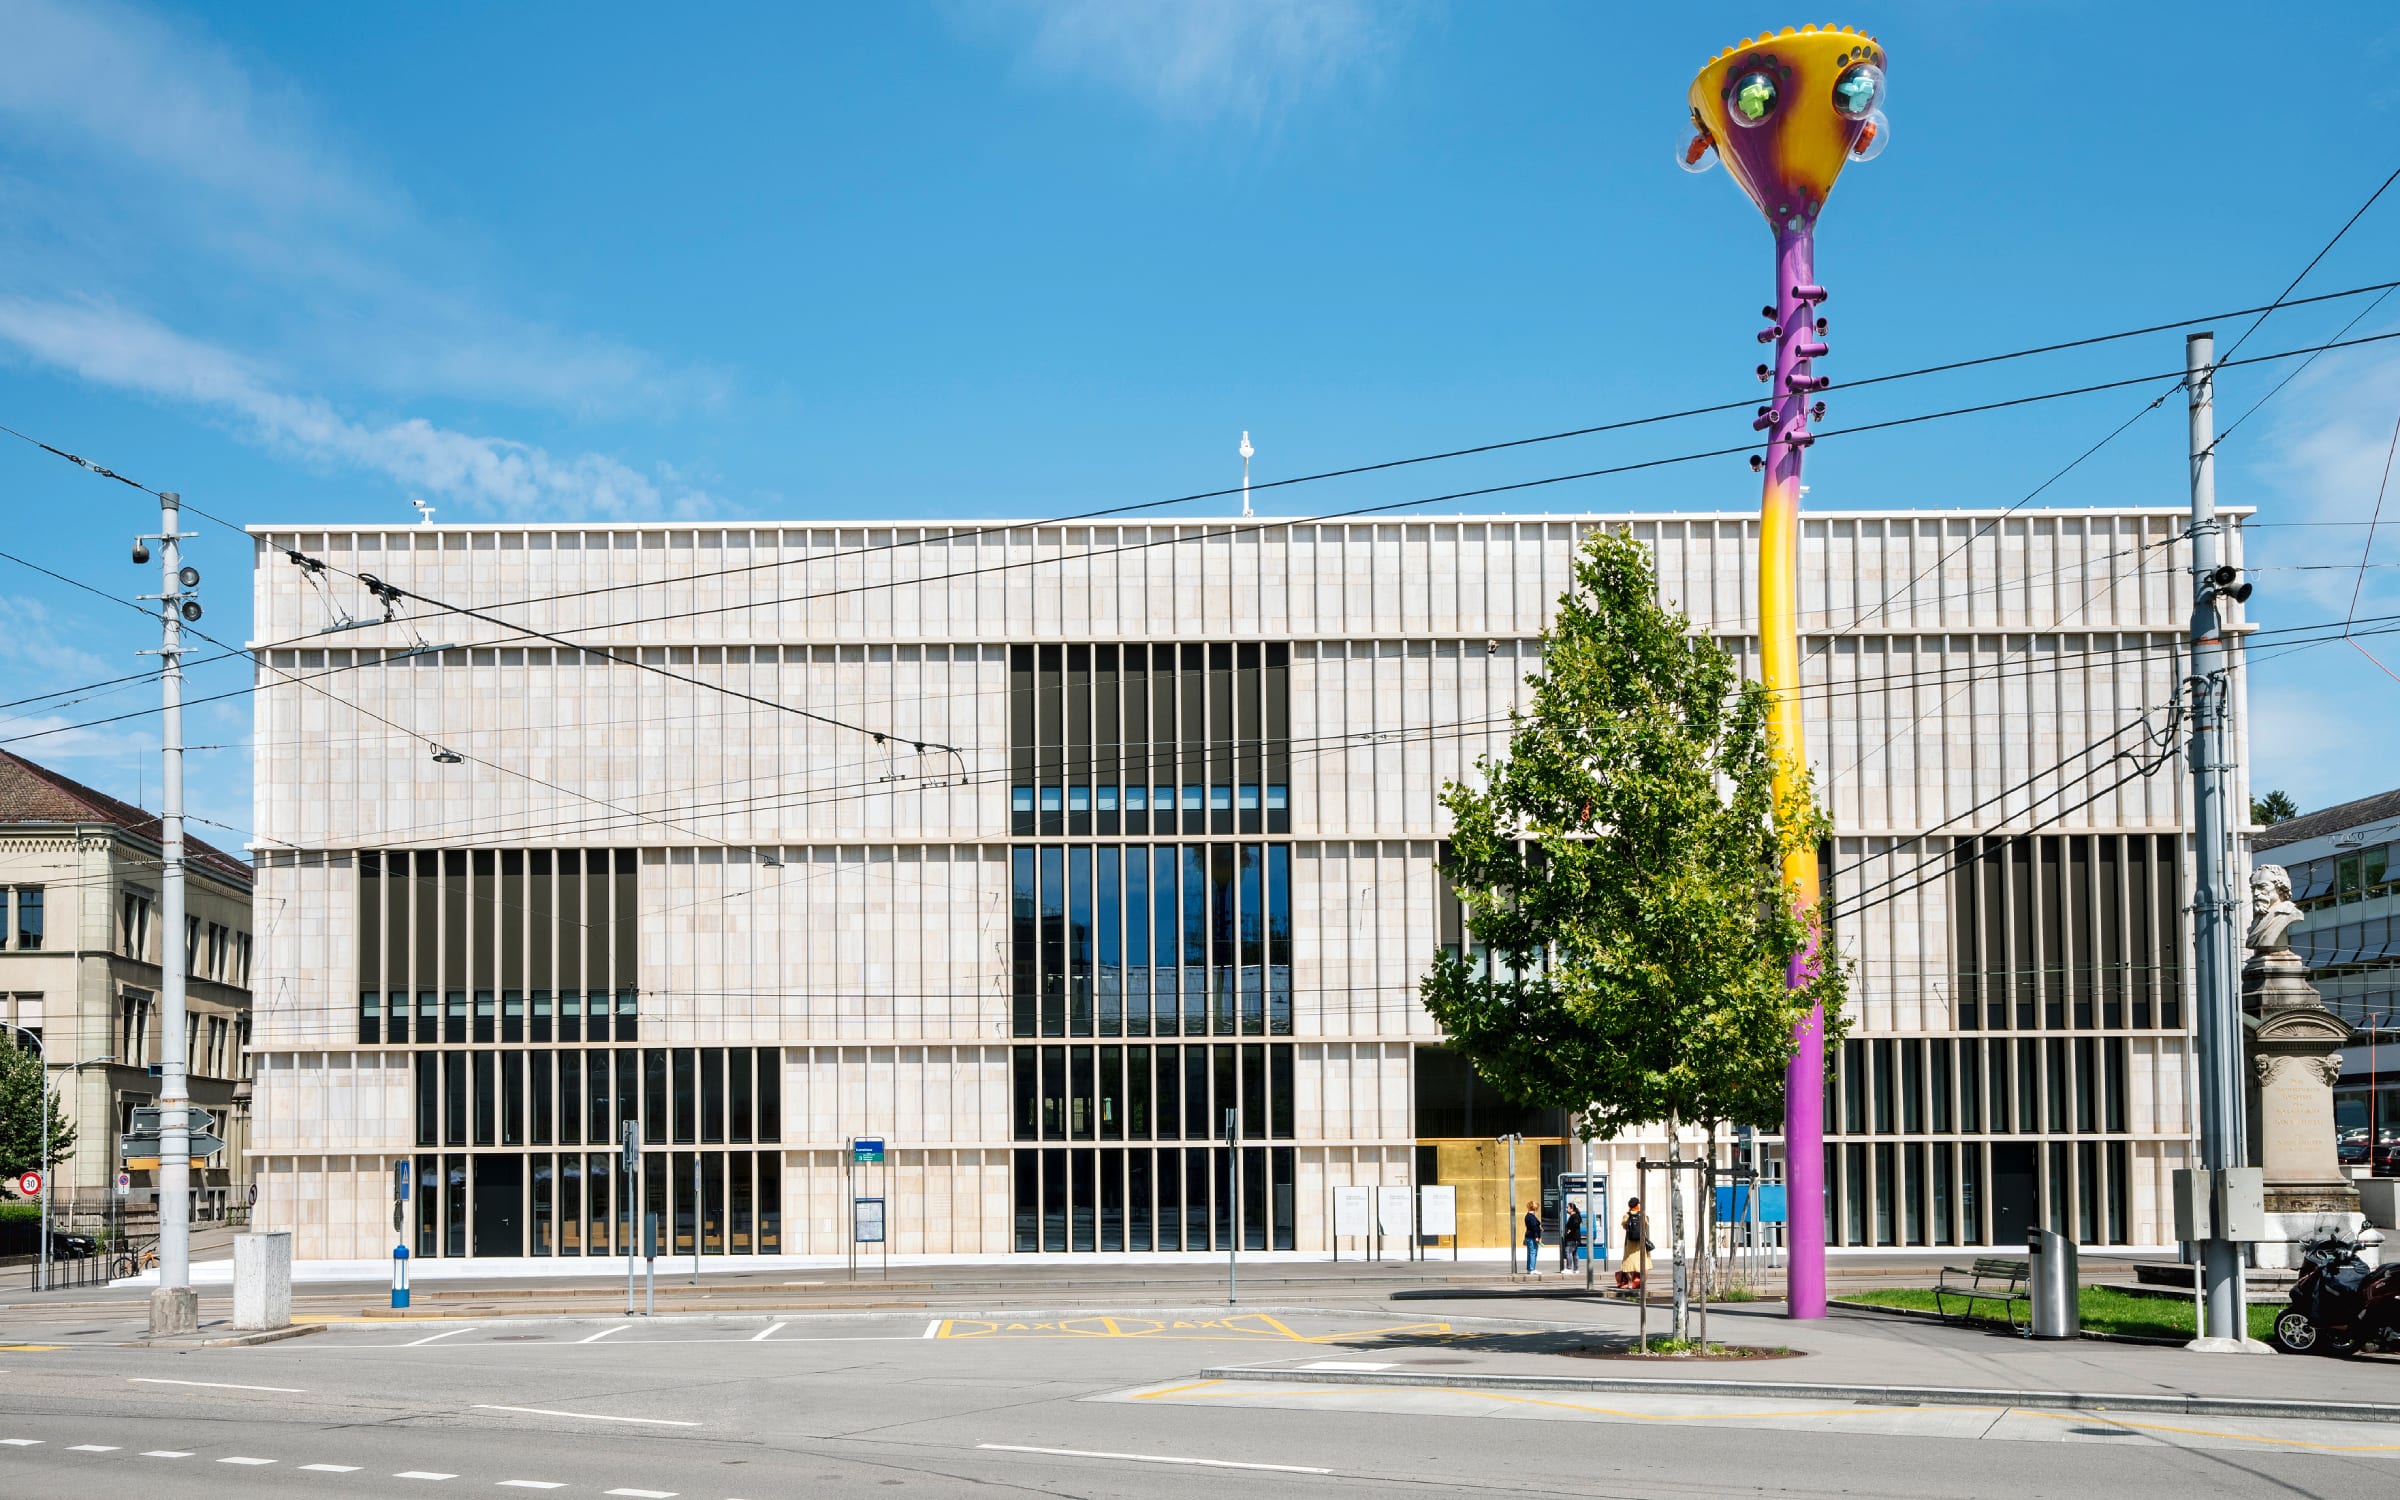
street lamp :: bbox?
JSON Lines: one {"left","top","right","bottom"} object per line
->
{"left": 3, "top": 1023, "right": 51, "bottom": 1293}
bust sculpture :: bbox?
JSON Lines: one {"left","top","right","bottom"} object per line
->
{"left": 2238, "top": 861, "right": 2361, "bottom": 1265}
{"left": 2248, "top": 864, "right": 2304, "bottom": 954}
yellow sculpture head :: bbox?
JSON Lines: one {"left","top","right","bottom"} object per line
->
{"left": 1685, "top": 25, "right": 1888, "bottom": 234}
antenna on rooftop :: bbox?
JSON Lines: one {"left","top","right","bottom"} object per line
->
{"left": 1239, "top": 431, "right": 1254, "bottom": 519}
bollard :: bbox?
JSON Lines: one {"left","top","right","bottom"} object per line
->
{"left": 392, "top": 1244, "right": 411, "bottom": 1310}
{"left": 232, "top": 1231, "right": 293, "bottom": 1330}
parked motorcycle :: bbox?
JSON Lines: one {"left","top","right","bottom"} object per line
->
{"left": 2271, "top": 1232, "right": 2400, "bottom": 1356}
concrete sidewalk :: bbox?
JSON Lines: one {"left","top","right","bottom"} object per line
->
{"left": 1234, "top": 1293, "right": 2400, "bottom": 1410}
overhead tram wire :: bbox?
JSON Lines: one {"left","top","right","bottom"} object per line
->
{"left": 0, "top": 556, "right": 801, "bottom": 865}
{"left": 254, "top": 325, "right": 2400, "bottom": 660}
{"left": 224, "top": 280, "right": 2400, "bottom": 623}
{"left": 7, "top": 309, "right": 2397, "bottom": 668}
{"left": 1832, "top": 161, "right": 2400, "bottom": 640}
{"left": 2216, "top": 165, "right": 2400, "bottom": 367}
{"left": 8, "top": 327, "right": 2398, "bottom": 762}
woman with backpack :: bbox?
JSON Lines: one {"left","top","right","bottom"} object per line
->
{"left": 1617, "top": 1197, "right": 1652, "bottom": 1292}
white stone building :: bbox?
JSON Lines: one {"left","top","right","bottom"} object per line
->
{"left": 243, "top": 509, "right": 2236, "bottom": 1264}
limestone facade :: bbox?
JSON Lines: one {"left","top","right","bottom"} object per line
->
{"left": 244, "top": 509, "right": 2235, "bottom": 1259}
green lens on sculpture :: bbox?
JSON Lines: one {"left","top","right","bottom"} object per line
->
{"left": 1732, "top": 72, "right": 1778, "bottom": 124}
{"left": 1833, "top": 63, "right": 1883, "bottom": 118}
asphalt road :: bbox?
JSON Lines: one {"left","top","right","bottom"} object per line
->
{"left": 2, "top": 1306, "right": 2395, "bottom": 1498}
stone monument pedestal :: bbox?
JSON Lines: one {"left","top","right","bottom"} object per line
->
{"left": 2243, "top": 940, "right": 2366, "bottom": 1270}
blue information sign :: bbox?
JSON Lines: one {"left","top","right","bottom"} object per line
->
{"left": 1714, "top": 1183, "right": 1788, "bottom": 1224}
{"left": 852, "top": 1138, "right": 885, "bottom": 1165}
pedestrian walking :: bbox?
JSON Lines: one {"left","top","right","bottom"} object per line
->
{"left": 1522, "top": 1201, "right": 1542, "bottom": 1275}
{"left": 1560, "top": 1202, "right": 1583, "bottom": 1272}
{"left": 1617, "top": 1197, "right": 1652, "bottom": 1292}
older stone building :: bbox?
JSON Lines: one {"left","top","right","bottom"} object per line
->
{"left": 243, "top": 509, "right": 2237, "bottom": 1263}
{"left": 0, "top": 750, "right": 256, "bottom": 1223}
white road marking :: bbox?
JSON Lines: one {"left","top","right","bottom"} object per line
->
{"left": 473, "top": 1405, "right": 700, "bottom": 1427}
{"left": 606, "top": 1490, "right": 678, "bottom": 1498}
{"left": 979, "top": 1444, "right": 1332, "bottom": 1476}
{"left": 131, "top": 1377, "right": 305, "bottom": 1393}
{"left": 68, "top": 1445, "right": 121, "bottom": 1452}
{"left": 403, "top": 1326, "right": 480, "bottom": 1347}
{"left": 395, "top": 1471, "right": 458, "bottom": 1480}
{"left": 922, "top": 1319, "right": 940, "bottom": 1339}
{"left": 141, "top": 1451, "right": 196, "bottom": 1458}
{"left": 219, "top": 1456, "right": 277, "bottom": 1465}
{"left": 498, "top": 1483, "right": 567, "bottom": 1490}
{"left": 751, "top": 1321, "right": 787, "bottom": 1342}
{"left": 1301, "top": 1360, "right": 1394, "bottom": 1371}
{"left": 302, "top": 1463, "right": 363, "bottom": 1471}
{"left": 0, "top": 1439, "right": 42, "bottom": 1446}
{"left": 578, "top": 1324, "right": 631, "bottom": 1344}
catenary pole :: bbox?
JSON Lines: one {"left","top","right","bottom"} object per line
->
{"left": 2184, "top": 333, "right": 2246, "bottom": 1344}
{"left": 151, "top": 491, "right": 195, "bottom": 1333}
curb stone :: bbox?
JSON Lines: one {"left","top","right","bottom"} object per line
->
{"left": 1192, "top": 1364, "right": 2398, "bottom": 1425}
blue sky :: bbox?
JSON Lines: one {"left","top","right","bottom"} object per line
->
{"left": 1, "top": 0, "right": 2397, "bottom": 846}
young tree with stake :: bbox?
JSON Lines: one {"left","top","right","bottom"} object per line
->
{"left": 1421, "top": 529, "right": 1847, "bottom": 1341}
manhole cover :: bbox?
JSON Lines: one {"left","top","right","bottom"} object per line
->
{"left": 1403, "top": 1358, "right": 1473, "bottom": 1367}
{"left": 63, "top": 1329, "right": 108, "bottom": 1336}
{"left": 492, "top": 1335, "right": 547, "bottom": 1342}
{"left": 2070, "top": 1426, "right": 2136, "bottom": 1437}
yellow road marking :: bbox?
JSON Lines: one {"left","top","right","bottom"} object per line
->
{"left": 0, "top": 1345, "right": 63, "bottom": 1352}
{"left": 1133, "top": 1380, "right": 1225, "bottom": 1400}
{"left": 939, "top": 1314, "right": 1384, "bottom": 1341}
{"left": 2018, "top": 1407, "right": 2400, "bottom": 1454}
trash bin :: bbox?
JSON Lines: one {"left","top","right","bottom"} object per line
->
{"left": 2027, "top": 1228, "right": 2079, "bottom": 1340}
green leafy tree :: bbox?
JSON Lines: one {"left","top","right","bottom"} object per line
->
{"left": 0, "top": 1039, "right": 76, "bottom": 1189}
{"left": 1421, "top": 529, "right": 1847, "bottom": 1328}
{"left": 2252, "top": 790, "right": 2300, "bottom": 826}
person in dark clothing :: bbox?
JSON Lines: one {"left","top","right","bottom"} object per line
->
{"left": 1522, "top": 1202, "right": 1543, "bottom": 1274}
{"left": 1617, "top": 1198, "right": 1652, "bottom": 1291}
{"left": 1560, "top": 1202, "right": 1583, "bottom": 1272}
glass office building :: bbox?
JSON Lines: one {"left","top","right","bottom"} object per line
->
{"left": 244, "top": 510, "right": 2237, "bottom": 1258}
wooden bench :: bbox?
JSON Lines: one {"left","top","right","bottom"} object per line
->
{"left": 1933, "top": 1257, "right": 2032, "bottom": 1334}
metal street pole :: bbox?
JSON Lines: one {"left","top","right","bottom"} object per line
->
{"left": 1582, "top": 1128, "right": 1596, "bottom": 1290}
{"left": 1225, "top": 1107, "right": 1240, "bottom": 1305}
{"left": 2183, "top": 333, "right": 2246, "bottom": 1345}
{"left": 1500, "top": 1133, "right": 1521, "bottom": 1273}
{"left": 623, "top": 1120, "right": 639, "bottom": 1315}
{"left": 147, "top": 491, "right": 197, "bottom": 1336}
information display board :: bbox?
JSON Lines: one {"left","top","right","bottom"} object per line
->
{"left": 1332, "top": 1185, "right": 1373, "bottom": 1239}
{"left": 1376, "top": 1184, "right": 1412, "bottom": 1238}
{"left": 1418, "top": 1185, "right": 1457, "bottom": 1237}
{"left": 853, "top": 1196, "right": 886, "bottom": 1244}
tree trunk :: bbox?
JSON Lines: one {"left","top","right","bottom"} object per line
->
{"left": 1666, "top": 1113, "right": 1688, "bottom": 1343}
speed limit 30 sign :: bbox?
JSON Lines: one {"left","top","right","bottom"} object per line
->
{"left": 15, "top": 1170, "right": 41, "bottom": 1197}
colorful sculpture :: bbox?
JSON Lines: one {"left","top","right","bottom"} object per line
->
{"left": 1683, "top": 25, "right": 1888, "bottom": 1320}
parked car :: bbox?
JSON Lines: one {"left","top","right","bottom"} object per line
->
{"left": 2340, "top": 1130, "right": 2370, "bottom": 1166}
{"left": 2375, "top": 1139, "right": 2400, "bottom": 1178}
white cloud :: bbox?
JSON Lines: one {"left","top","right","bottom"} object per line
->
{"left": 961, "top": 0, "right": 1417, "bottom": 122}
{"left": 0, "top": 296, "right": 715, "bottom": 519}
{"left": 2241, "top": 339, "right": 2400, "bottom": 619}
{"left": 0, "top": 0, "right": 723, "bottom": 513}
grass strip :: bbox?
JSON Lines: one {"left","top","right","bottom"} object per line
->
{"left": 1845, "top": 1284, "right": 2277, "bottom": 1342}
